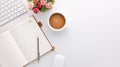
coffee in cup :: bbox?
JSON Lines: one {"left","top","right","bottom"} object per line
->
{"left": 48, "top": 13, "right": 66, "bottom": 31}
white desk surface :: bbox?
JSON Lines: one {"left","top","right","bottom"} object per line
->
{"left": 26, "top": 0, "right": 120, "bottom": 67}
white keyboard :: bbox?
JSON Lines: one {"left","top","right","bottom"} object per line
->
{"left": 0, "top": 0, "right": 27, "bottom": 26}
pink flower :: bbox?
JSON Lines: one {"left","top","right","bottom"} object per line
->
{"left": 41, "top": 0, "right": 47, "bottom": 5}
{"left": 33, "top": 0, "right": 39, "bottom": 2}
{"left": 45, "top": 2, "right": 52, "bottom": 9}
{"left": 33, "top": 8, "right": 39, "bottom": 14}
{"left": 36, "top": 2, "right": 42, "bottom": 8}
{"left": 28, "top": 1, "right": 34, "bottom": 9}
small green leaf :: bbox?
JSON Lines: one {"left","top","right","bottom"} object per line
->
{"left": 51, "top": 0, "right": 55, "bottom": 4}
{"left": 40, "top": 6, "right": 48, "bottom": 12}
{"left": 28, "top": 0, "right": 32, "bottom": 1}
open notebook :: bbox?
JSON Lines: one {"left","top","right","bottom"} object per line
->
{"left": 0, "top": 16, "right": 53, "bottom": 67}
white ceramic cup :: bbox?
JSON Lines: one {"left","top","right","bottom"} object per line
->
{"left": 48, "top": 12, "right": 66, "bottom": 31}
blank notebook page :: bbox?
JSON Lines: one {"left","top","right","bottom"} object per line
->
{"left": 0, "top": 31, "right": 27, "bottom": 67}
{"left": 10, "top": 16, "right": 52, "bottom": 62}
